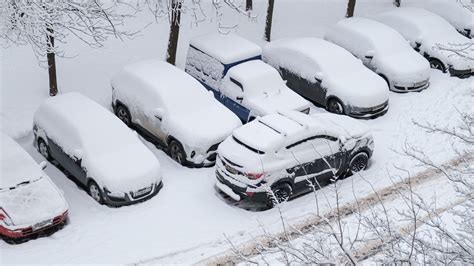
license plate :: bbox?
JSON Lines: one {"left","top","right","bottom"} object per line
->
{"left": 133, "top": 186, "right": 152, "bottom": 197}
{"left": 33, "top": 219, "right": 52, "bottom": 231}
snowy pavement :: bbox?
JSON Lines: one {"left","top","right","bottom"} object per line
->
{"left": 1, "top": 71, "right": 471, "bottom": 264}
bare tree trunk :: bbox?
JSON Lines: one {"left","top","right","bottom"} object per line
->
{"left": 166, "top": 0, "right": 182, "bottom": 65}
{"left": 346, "top": 0, "right": 356, "bottom": 18}
{"left": 46, "top": 27, "right": 58, "bottom": 96}
{"left": 264, "top": 0, "right": 274, "bottom": 42}
{"left": 393, "top": 0, "right": 401, "bottom": 7}
{"left": 246, "top": 0, "right": 252, "bottom": 11}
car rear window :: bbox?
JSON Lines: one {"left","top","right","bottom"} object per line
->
{"left": 232, "top": 136, "right": 265, "bottom": 154}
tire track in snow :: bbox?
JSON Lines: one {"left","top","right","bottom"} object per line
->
{"left": 199, "top": 156, "right": 469, "bottom": 265}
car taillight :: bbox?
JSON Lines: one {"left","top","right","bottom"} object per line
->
{"left": 246, "top": 173, "right": 264, "bottom": 180}
{"left": 0, "top": 208, "right": 13, "bottom": 226}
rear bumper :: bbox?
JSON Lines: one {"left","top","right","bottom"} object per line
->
{"left": 0, "top": 211, "right": 68, "bottom": 239}
{"left": 103, "top": 181, "right": 163, "bottom": 207}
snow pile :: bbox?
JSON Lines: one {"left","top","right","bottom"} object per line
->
{"left": 0, "top": 132, "right": 67, "bottom": 226}
{"left": 374, "top": 7, "right": 474, "bottom": 70}
{"left": 263, "top": 38, "right": 389, "bottom": 108}
{"left": 188, "top": 33, "right": 261, "bottom": 65}
{"left": 324, "top": 17, "right": 430, "bottom": 81}
{"left": 33, "top": 92, "right": 161, "bottom": 192}
{"left": 112, "top": 60, "right": 242, "bottom": 150}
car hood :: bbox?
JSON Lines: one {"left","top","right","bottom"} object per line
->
{"left": 85, "top": 144, "right": 161, "bottom": 192}
{"left": 376, "top": 51, "right": 430, "bottom": 82}
{"left": 0, "top": 177, "right": 67, "bottom": 227}
{"left": 325, "top": 69, "right": 389, "bottom": 108}
{"left": 246, "top": 88, "right": 310, "bottom": 115}
{"left": 163, "top": 103, "right": 242, "bottom": 150}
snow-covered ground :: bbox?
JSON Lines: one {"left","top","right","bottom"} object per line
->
{"left": 1, "top": 0, "right": 472, "bottom": 264}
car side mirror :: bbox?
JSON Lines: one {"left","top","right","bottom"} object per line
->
{"left": 154, "top": 108, "right": 165, "bottom": 121}
{"left": 365, "top": 50, "right": 375, "bottom": 60}
{"left": 315, "top": 72, "right": 324, "bottom": 83}
{"left": 236, "top": 96, "right": 244, "bottom": 102}
{"left": 39, "top": 161, "right": 47, "bottom": 170}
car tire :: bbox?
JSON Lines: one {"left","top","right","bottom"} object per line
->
{"left": 115, "top": 104, "right": 131, "bottom": 127}
{"left": 429, "top": 58, "right": 445, "bottom": 73}
{"left": 168, "top": 140, "right": 187, "bottom": 166}
{"left": 37, "top": 138, "right": 52, "bottom": 161}
{"left": 268, "top": 183, "right": 293, "bottom": 207}
{"left": 327, "top": 98, "right": 344, "bottom": 115}
{"left": 87, "top": 180, "right": 103, "bottom": 204}
{"left": 347, "top": 152, "right": 369, "bottom": 176}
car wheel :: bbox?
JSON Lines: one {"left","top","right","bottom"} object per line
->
{"left": 115, "top": 104, "right": 131, "bottom": 126}
{"left": 87, "top": 180, "right": 103, "bottom": 204}
{"left": 38, "top": 138, "right": 52, "bottom": 161}
{"left": 429, "top": 58, "right": 445, "bottom": 72}
{"left": 327, "top": 98, "right": 344, "bottom": 115}
{"left": 268, "top": 183, "right": 292, "bottom": 207}
{"left": 348, "top": 152, "right": 369, "bottom": 176}
{"left": 168, "top": 140, "right": 186, "bottom": 166}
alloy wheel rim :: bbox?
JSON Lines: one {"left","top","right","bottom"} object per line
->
{"left": 275, "top": 189, "right": 290, "bottom": 203}
{"left": 118, "top": 108, "right": 129, "bottom": 124}
{"left": 330, "top": 101, "right": 343, "bottom": 114}
{"left": 39, "top": 142, "right": 48, "bottom": 157}
{"left": 171, "top": 145, "right": 183, "bottom": 164}
{"left": 89, "top": 184, "right": 101, "bottom": 202}
{"left": 430, "top": 61, "right": 442, "bottom": 71}
{"left": 351, "top": 155, "right": 367, "bottom": 172}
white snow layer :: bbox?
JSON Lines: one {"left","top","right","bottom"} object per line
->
{"left": 263, "top": 38, "right": 389, "bottom": 107}
{"left": 111, "top": 60, "right": 242, "bottom": 150}
{"left": 33, "top": 92, "right": 161, "bottom": 192}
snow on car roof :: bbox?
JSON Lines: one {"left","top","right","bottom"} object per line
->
{"left": 422, "top": 0, "right": 474, "bottom": 33}
{"left": 233, "top": 111, "right": 322, "bottom": 152}
{"left": 34, "top": 92, "right": 137, "bottom": 156}
{"left": 263, "top": 38, "right": 364, "bottom": 80}
{"left": 189, "top": 33, "right": 262, "bottom": 65}
{"left": 375, "top": 7, "right": 457, "bottom": 38}
{"left": 227, "top": 60, "right": 286, "bottom": 94}
{"left": 112, "top": 60, "right": 214, "bottom": 112}
{"left": 0, "top": 132, "right": 42, "bottom": 188}
{"left": 332, "top": 17, "right": 409, "bottom": 52}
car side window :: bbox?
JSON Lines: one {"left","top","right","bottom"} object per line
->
{"left": 224, "top": 77, "right": 244, "bottom": 101}
{"left": 287, "top": 135, "right": 338, "bottom": 151}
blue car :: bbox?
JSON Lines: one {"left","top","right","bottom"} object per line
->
{"left": 185, "top": 34, "right": 310, "bottom": 122}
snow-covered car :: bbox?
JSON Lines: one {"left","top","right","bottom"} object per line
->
{"left": 263, "top": 38, "right": 389, "bottom": 118}
{"left": 374, "top": 7, "right": 474, "bottom": 78}
{"left": 33, "top": 92, "right": 162, "bottom": 206}
{"left": 215, "top": 110, "right": 374, "bottom": 207}
{"left": 111, "top": 60, "right": 242, "bottom": 167}
{"left": 0, "top": 132, "right": 68, "bottom": 243}
{"left": 421, "top": 0, "right": 473, "bottom": 38}
{"left": 324, "top": 18, "right": 430, "bottom": 92}
{"left": 185, "top": 33, "right": 311, "bottom": 122}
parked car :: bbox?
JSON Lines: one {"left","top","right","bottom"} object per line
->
{"left": 375, "top": 7, "right": 473, "bottom": 78}
{"left": 324, "top": 18, "right": 430, "bottom": 92}
{"left": 0, "top": 132, "right": 68, "bottom": 243}
{"left": 33, "top": 92, "right": 162, "bottom": 206}
{"left": 185, "top": 33, "right": 311, "bottom": 122}
{"left": 215, "top": 110, "right": 374, "bottom": 207}
{"left": 421, "top": 0, "right": 473, "bottom": 38}
{"left": 111, "top": 60, "right": 242, "bottom": 167}
{"left": 263, "top": 38, "right": 389, "bottom": 118}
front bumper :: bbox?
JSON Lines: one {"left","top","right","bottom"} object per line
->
{"left": 392, "top": 80, "right": 430, "bottom": 93}
{"left": 215, "top": 169, "right": 269, "bottom": 204}
{"left": 103, "top": 181, "right": 163, "bottom": 207}
{"left": 0, "top": 211, "right": 68, "bottom": 240}
{"left": 185, "top": 143, "right": 220, "bottom": 168}
{"left": 449, "top": 67, "right": 473, "bottom": 79}
{"left": 348, "top": 101, "right": 389, "bottom": 119}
